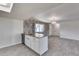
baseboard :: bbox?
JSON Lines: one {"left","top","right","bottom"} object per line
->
{"left": 60, "top": 36, "right": 79, "bottom": 41}
{"left": 0, "top": 42, "right": 22, "bottom": 49}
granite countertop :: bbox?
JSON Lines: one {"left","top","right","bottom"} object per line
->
{"left": 22, "top": 33, "right": 47, "bottom": 38}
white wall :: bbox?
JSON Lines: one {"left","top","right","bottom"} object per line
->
{"left": 60, "top": 20, "right": 79, "bottom": 40}
{"left": 0, "top": 17, "right": 23, "bottom": 48}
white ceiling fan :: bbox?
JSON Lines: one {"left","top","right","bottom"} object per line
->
{"left": 0, "top": 3, "right": 13, "bottom": 13}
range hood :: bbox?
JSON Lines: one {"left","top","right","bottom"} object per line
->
{"left": 0, "top": 3, "right": 13, "bottom": 13}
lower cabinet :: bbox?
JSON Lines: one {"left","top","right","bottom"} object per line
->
{"left": 25, "top": 35, "right": 31, "bottom": 47}
{"left": 24, "top": 35, "right": 48, "bottom": 55}
{"left": 40, "top": 37, "right": 48, "bottom": 55}
{"left": 31, "top": 37, "right": 40, "bottom": 54}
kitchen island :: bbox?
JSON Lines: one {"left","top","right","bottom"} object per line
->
{"left": 22, "top": 34, "right": 48, "bottom": 55}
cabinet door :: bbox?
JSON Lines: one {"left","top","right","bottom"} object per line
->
{"left": 25, "top": 35, "right": 31, "bottom": 47}
{"left": 40, "top": 37, "right": 48, "bottom": 54}
{"left": 31, "top": 37, "right": 40, "bottom": 54}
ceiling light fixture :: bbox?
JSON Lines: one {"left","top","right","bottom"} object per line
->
{"left": 48, "top": 16, "right": 60, "bottom": 22}
{"left": 51, "top": 21, "right": 56, "bottom": 24}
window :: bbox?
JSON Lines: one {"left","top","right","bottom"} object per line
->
{"left": 35, "top": 23, "right": 44, "bottom": 32}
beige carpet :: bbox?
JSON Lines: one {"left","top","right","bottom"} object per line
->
{"left": 0, "top": 37, "right": 79, "bottom": 56}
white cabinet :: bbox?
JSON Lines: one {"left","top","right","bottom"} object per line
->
{"left": 31, "top": 37, "right": 40, "bottom": 53}
{"left": 25, "top": 35, "right": 31, "bottom": 47}
{"left": 40, "top": 37, "right": 48, "bottom": 54}
{"left": 24, "top": 35, "right": 48, "bottom": 55}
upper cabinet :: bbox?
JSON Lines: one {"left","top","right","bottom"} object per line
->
{"left": 0, "top": 3, "right": 13, "bottom": 13}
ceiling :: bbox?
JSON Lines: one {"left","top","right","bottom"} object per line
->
{"left": 37, "top": 3, "right": 79, "bottom": 22}
{"left": 0, "top": 3, "right": 61, "bottom": 20}
{"left": 0, "top": 3, "right": 79, "bottom": 22}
